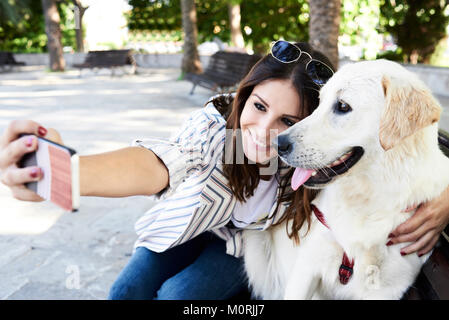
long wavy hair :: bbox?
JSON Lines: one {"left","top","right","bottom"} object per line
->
{"left": 211, "top": 42, "right": 334, "bottom": 244}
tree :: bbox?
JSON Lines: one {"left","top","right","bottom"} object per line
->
{"left": 308, "top": 0, "right": 341, "bottom": 69}
{"left": 180, "top": 0, "right": 202, "bottom": 74}
{"left": 41, "top": 0, "right": 65, "bottom": 71}
{"left": 379, "top": 0, "right": 449, "bottom": 64}
{"left": 126, "top": 0, "right": 310, "bottom": 54}
{"left": 227, "top": 0, "right": 244, "bottom": 49}
{"left": 71, "top": 0, "right": 88, "bottom": 52}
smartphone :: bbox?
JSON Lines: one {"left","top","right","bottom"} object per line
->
{"left": 19, "top": 135, "right": 80, "bottom": 212}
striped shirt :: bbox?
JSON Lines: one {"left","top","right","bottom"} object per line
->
{"left": 132, "top": 100, "right": 292, "bottom": 257}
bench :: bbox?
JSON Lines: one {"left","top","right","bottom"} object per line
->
{"left": 403, "top": 128, "right": 449, "bottom": 300}
{"left": 184, "top": 51, "right": 261, "bottom": 95}
{"left": 73, "top": 49, "right": 137, "bottom": 76}
{"left": 0, "top": 51, "right": 25, "bottom": 71}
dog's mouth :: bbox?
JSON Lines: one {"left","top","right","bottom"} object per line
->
{"left": 291, "top": 146, "right": 364, "bottom": 190}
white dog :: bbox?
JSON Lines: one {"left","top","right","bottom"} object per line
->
{"left": 243, "top": 60, "right": 449, "bottom": 299}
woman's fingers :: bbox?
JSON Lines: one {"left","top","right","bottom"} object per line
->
{"left": 10, "top": 184, "right": 45, "bottom": 202}
{"left": 0, "top": 120, "right": 47, "bottom": 147}
{"left": 0, "top": 135, "right": 38, "bottom": 169}
{"left": 391, "top": 204, "right": 429, "bottom": 236}
{"left": 388, "top": 220, "right": 431, "bottom": 245}
{"left": 400, "top": 230, "right": 439, "bottom": 256}
{"left": 45, "top": 128, "right": 63, "bottom": 144}
{"left": 417, "top": 235, "right": 440, "bottom": 257}
{"left": 1, "top": 166, "right": 42, "bottom": 187}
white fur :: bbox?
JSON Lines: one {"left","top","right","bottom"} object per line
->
{"left": 243, "top": 60, "right": 449, "bottom": 300}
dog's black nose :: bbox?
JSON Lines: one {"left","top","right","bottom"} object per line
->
{"left": 276, "top": 135, "right": 292, "bottom": 156}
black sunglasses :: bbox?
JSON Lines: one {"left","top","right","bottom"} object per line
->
{"left": 270, "top": 40, "right": 334, "bottom": 86}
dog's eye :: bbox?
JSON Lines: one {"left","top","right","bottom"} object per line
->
{"left": 335, "top": 100, "right": 352, "bottom": 114}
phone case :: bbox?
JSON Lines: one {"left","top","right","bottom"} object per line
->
{"left": 19, "top": 135, "right": 80, "bottom": 212}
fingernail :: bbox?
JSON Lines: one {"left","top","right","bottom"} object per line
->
{"left": 418, "top": 253, "right": 423, "bottom": 257}
{"left": 38, "top": 126, "right": 47, "bottom": 137}
{"left": 30, "top": 168, "right": 40, "bottom": 179}
{"left": 386, "top": 240, "right": 394, "bottom": 246}
{"left": 25, "top": 136, "right": 34, "bottom": 147}
{"left": 388, "top": 233, "right": 395, "bottom": 238}
{"left": 400, "top": 251, "right": 407, "bottom": 256}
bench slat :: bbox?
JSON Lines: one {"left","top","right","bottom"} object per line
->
{"left": 185, "top": 50, "right": 261, "bottom": 94}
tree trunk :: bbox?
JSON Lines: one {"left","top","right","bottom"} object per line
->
{"left": 180, "top": 0, "right": 202, "bottom": 74}
{"left": 308, "top": 0, "right": 341, "bottom": 69}
{"left": 41, "top": 0, "right": 65, "bottom": 71}
{"left": 72, "top": 0, "right": 88, "bottom": 53}
{"left": 228, "top": 2, "right": 245, "bottom": 50}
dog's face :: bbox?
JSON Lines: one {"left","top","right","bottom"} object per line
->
{"left": 276, "top": 60, "right": 441, "bottom": 189}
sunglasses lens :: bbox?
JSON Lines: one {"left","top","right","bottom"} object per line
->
{"left": 271, "top": 41, "right": 301, "bottom": 63}
{"left": 306, "top": 61, "right": 334, "bottom": 86}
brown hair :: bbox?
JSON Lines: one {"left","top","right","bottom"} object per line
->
{"left": 211, "top": 42, "right": 334, "bottom": 244}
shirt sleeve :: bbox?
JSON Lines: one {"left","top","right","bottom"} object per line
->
{"left": 132, "top": 104, "right": 226, "bottom": 199}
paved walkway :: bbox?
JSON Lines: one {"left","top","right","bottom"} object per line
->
{"left": 0, "top": 66, "right": 211, "bottom": 299}
{"left": 0, "top": 66, "right": 448, "bottom": 300}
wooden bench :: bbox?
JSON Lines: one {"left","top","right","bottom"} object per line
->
{"left": 184, "top": 51, "right": 261, "bottom": 95}
{"left": 403, "top": 128, "right": 449, "bottom": 300}
{"left": 0, "top": 51, "right": 25, "bottom": 71}
{"left": 73, "top": 49, "right": 137, "bottom": 76}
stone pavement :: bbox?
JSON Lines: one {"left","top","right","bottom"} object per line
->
{"left": 0, "top": 66, "right": 448, "bottom": 300}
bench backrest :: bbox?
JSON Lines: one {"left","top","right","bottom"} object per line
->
{"left": 84, "top": 50, "right": 133, "bottom": 66}
{"left": 0, "top": 52, "right": 8, "bottom": 64}
{"left": 0, "top": 51, "right": 19, "bottom": 64}
{"left": 204, "top": 51, "right": 261, "bottom": 84}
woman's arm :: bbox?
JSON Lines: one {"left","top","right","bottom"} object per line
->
{"left": 80, "top": 146, "right": 168, "bottom": 197}
{"left": 0, "top": 120, "right": 169, "bottom": 201}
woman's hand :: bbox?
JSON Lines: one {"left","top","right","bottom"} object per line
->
{"left": 388, "top": 185, "right": 449, "bottom": 256}
{"left": 0, "top": 120, "right": 62, "bottom": 201}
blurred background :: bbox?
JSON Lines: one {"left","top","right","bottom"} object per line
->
{"left": 1, "top": 0, "right": 448, "bottom": 68}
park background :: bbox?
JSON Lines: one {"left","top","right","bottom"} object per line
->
{"left": 0, "top": 0, "right": 448, "bottom": 300}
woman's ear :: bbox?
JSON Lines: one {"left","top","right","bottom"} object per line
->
{"left": 379, "top": 75, "right": 441, "bottom": 151}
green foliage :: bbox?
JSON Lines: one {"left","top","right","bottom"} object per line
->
{"left": 0, "top": 0, "right": 77, "bottom": 53}
{"left": 340, "top": 0, "right": 382, "bottom": 60}
{"left": 379, "top": 0, "right": 449, "bottom": 63}
{"left": 126, "top": 0, "right": 182, "bottom": 31}
{"left": 0, "top": 0, "right": 46, "bottom": 52}
{"left": 240, "top": 0, "right": 310, "bottom": 53}
{"left": 126, "top": 0, "right": 310, "bottom": 54}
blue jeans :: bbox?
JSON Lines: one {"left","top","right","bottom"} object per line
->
{"left": 108, "top": 232, "right": 248, "bottom": 300}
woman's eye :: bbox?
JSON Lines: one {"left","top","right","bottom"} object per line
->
{"left": 335, "top": 100, "right": 352, "bottom": 114}
{"left": 254, "top": 102, "right": 266, "bottom": 112}
{"left": 281, "top": 118, "right": 295, "bottom": 127}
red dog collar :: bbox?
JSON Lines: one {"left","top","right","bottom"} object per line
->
{"left": 312, "top": 205, "right": 355, "bottom": 285}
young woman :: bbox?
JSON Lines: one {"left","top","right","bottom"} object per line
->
{"left": 1, "top": 41, "right": 448, "bottom": 300}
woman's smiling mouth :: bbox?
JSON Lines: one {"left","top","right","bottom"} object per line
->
{"left": 248, "top": 130, "right": 271, "bottom": 151}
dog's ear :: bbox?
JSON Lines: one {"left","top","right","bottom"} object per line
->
{"left": 379, "top": 75, "right": 441, "bottom": 151}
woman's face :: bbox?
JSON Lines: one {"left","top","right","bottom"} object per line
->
{"left": 240, "top": 79, "right": 302, "bottom": 165}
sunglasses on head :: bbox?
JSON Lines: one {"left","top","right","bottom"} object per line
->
{"left": 270, "top": 40, "right": 334, "bottom": 87}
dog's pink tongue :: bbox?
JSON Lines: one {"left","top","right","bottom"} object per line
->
{"left": 291, "top": 168, "right": 314, "bottom": 191}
